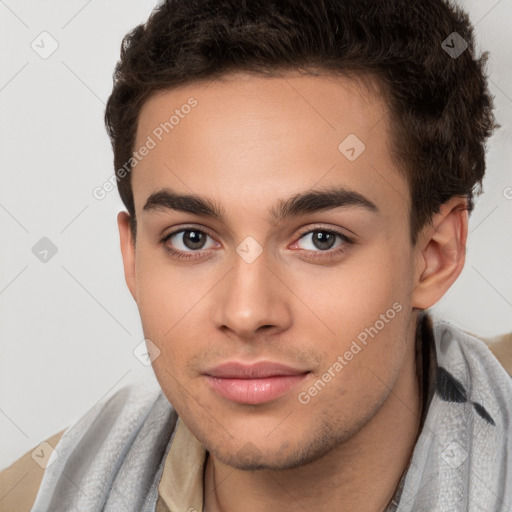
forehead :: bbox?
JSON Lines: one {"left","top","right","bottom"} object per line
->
{"left": 132, "top": 72, "right": 409, "bottom": 225}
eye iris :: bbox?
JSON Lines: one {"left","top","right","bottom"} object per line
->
{"left": 183, "top": 230, "right": 206, "bottom": 250}
{"left": 313, "top": 231, "right": 336, "bottom": 250}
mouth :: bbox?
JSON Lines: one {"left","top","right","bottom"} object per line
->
{"left": 203, "top": 361, "right": 311, "bottom": 405}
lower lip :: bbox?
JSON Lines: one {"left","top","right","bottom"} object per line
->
{"left": 204, "top": 374, "right": 308, "bottom": 404}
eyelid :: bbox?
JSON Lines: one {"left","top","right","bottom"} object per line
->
{"left": 161, "top": 223, "right": 353, "bottom": 242}
{"left": 293, "top": 224, "right": 354, "bottom": 243}
{"left": 161, "top": 225, "right": 219, "bottom": 248}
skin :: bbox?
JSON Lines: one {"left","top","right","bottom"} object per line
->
{"left": 118, "top": 72, "right": 468, "bottom": 512}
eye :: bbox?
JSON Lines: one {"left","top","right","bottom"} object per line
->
{"left": 160, "top": 227, "right": 218, "bottom": 259}
{"left": 292, "top": 227, "right": 353, "bottom": 260}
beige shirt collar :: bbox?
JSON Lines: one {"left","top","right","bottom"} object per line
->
{"left": 157, "top": 417, "right": 207, "bottom": 512}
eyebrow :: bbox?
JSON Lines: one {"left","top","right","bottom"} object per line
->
{"left": 142, "top": 186, "right": 379, "bottom": 224}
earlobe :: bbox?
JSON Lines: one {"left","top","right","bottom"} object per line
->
{"left": 117, "top": 211, "right": 137, "bottom": 302}
{"left": 411, "top": 197, "right": 469, "bottom": 310}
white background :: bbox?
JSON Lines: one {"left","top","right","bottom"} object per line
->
{"left": 1, "top": 0, "right": 511, "bottom": 470}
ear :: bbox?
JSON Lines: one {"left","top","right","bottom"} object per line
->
{"left": 411, "top": 196, "right": 469, "bottom": 310}
{"left": 117, "top": 211, "right": 137, "bottom": 302}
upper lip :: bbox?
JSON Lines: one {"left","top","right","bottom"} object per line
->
{"left": 204, "top": 361, "right": 309, "bottom": 379}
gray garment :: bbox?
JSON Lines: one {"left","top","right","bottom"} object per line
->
{"left": 32, "top": 381, "right": 178, "bottom": 512}
{"left": 388, "top": 315, "right": 512, "bottom": 511}
{"left": 31, "top": 314, "right": 512, "bottom": 512}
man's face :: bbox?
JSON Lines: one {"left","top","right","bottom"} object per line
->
{"left": 123, "top": 72, "right": 419, "bottom": 469}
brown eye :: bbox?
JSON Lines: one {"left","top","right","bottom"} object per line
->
{"left": 291, "top": 227, "right": 354, "bottom": 261}
{"left": 174, "top": 229, "right": 208, "bottom": 250}
{"left": 161, "top": 228, "right": 217, "bottom": 258}
{"left": 296, "top": 229, "right": 348, "bottom": 252}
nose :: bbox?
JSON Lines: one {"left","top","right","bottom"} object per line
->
{"left": 212, "top": 251, "right": 292, "bottom": 340}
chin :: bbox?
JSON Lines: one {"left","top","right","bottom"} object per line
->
{"left": 205, "top": 428, "right": 343, "bottom": 472}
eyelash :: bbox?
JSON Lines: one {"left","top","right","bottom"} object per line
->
{"left": 159, "top": 226, "right": 354, "bottom": 261}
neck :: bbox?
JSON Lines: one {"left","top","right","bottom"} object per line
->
{"left": 204, "top": 314, "right": 424, "bottom": 512}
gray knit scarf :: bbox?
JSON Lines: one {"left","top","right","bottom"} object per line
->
{"left": 31, "top": 313, "right": 512, "bottom": 511}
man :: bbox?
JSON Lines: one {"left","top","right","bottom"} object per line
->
{"left": 1, "top": 0, "right": 511, "bottom": 510}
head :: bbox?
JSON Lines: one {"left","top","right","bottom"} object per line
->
{"left": 106, "top": 0, "right": 498, "bottom": 470}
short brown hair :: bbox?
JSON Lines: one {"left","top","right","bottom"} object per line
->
{"left": 104, "top": 0, "right": 499, "bottom": 244}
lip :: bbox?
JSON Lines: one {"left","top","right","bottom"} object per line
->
{"left": 203, "top": 361, "right": 310, "bottom": 405}
{"left": 204, "top": 361, "right": 308, "bottom": 378}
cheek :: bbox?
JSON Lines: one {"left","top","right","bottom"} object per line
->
{"left": 133, "top": 249, "right": 200, "bottom": 364}
{"left": 294, "top": 242, "right": 412, "bottom": 381}
{"left": 298, "top": 241, "right": 410, "bottom": 329}
{"left": 134, "top": 243, "right": 204, "bottom": 332}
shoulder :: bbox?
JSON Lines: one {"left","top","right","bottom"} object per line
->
{"left": 1, "top": 379, "right": 173, "bottom": 512}
{"left": 0, "top": 429, "right": 66, "bottom": 512}
{"left": 431, "top": 318, "right": 512, "bottom": 428}
{"left": 482, "top": 332, "right": 512, "bottom": 377}
{"left": 433, "top": 318, "right": 512, "bottom": 378}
